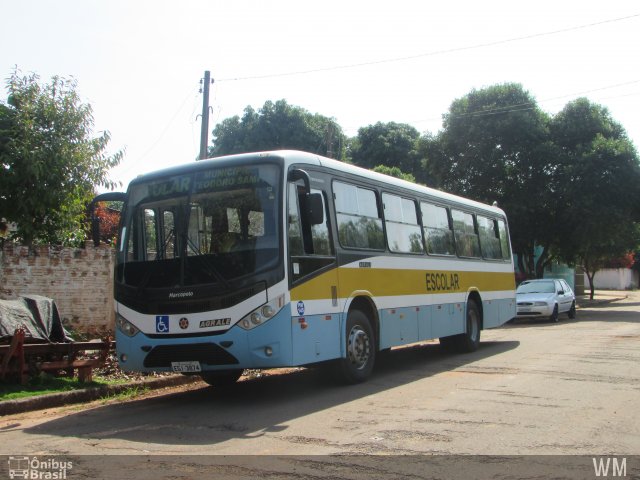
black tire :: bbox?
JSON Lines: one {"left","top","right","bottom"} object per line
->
{"left": 458, "top": 300, "right": 481, "bottom": 352}
{"left": 200, "top": 369, "right": 243, "bottom": 387}
{"left": 549, "top": 304, "right": 559, "bottom": 323}
{"left": 568, "top": 301, "right": 576, "bottom": 319}
{"left": 439, "top": 300, "right": 481, "bottom": 353}
{"left": 334, "top": 309, "right": 375, "bottom": 384}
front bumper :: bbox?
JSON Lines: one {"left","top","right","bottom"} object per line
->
{"left": 115, "top": 307, "right": 294, "bottom": 373}
{"left": 516, "top": 303, "right": 554, "bottom": 318}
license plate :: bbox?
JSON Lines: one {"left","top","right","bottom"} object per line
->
{"left": 519, "top": 307, "right": 531, "bottom": 312}
{"left": 171, "top": 361, "right": 201, "bottom": 373}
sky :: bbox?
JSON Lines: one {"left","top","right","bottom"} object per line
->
{"left": 2, "top": 1, "right": 639, "bottom": 190}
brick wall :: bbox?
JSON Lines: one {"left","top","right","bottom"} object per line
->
{"left": 0, "top": 244, "right": 115, "bottom": 334}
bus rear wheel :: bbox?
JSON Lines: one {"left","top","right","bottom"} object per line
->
{"left": 439, "top": 300, "right": 481, "bottom": 353}
{"left": 200, "top": 369, "right": 243, "bottom": 387}
{"left": 334, "top": 309, "right": 375, "bottom": 384}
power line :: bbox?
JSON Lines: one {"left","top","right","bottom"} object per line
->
{"left": 217, "top": 14, "right": 639, "bottom": 82}
{"left": 400, "top": 79, "right": 640, "bottom": 126}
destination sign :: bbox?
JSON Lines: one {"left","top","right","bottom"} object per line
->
{"left": 195, "top": 167, "right": 261, "bottom": 192}
{"left": 148, "top": 176, "right": 191, "bottom": 198}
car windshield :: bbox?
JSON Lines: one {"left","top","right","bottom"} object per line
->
{"left": 517, "top": 281, "right": 555, "bottom": 294}
{"left": 117, "top": 163, "right": 281, "bottom": 288}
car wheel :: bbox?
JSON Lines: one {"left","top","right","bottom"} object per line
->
{"left": 568, "top": 301, "right": 576, "bottom": 319}
{"left": 549, "top": 304, "right": 559, "bottom": 323}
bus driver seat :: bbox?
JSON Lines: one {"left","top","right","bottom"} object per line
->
{"left": 209, "top": 209, "right": 239, "bottom": 253}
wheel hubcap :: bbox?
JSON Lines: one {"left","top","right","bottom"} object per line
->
{"left": 347, "top": 325, "right": 370, "bottom": 370}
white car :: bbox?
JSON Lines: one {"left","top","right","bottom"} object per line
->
{"left": 516, "top": 279, "right": 576, "bottom": 322}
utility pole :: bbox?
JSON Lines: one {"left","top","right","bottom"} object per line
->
{"left": 198, "top": 70, "right": 213, "bottom": 160}
{"left": 325, "top": 121, "right": 334, "bottom": 158}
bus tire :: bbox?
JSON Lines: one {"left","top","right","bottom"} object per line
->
{"left": 440, "top": 300, "right": 481, "bottom": 353}
{"left": 458, "top": 300, "right": 481, "bottom": 352}
{"left": 335, "top": 309, "right": 375, "bottom": 384}
{"left": 200, "top": 369, "right": 243, "bottom": 387}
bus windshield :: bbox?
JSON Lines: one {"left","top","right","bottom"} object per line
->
{"left": 116, "top": 163, "right": 281, "bottom": 289}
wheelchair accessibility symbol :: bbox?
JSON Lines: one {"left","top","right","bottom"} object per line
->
{"left": 156, "top": 315, "right": 170, "bottom": 333}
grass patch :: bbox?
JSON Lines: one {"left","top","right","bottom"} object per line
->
{"left": 0, "top": 373, "right": 128, "bottom": 402}
{"left": 99, "top": 386, "right": 150, "bottom": 403}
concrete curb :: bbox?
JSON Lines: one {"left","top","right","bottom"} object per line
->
{"left": 0, "top": 374, "right": 201, "bottom": 416}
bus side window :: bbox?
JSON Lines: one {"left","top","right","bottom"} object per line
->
{"left": 382, "top": 193, "right": 423, "bottom": 254}
{"left": 452, "top": 209, "right": 481, "bottom": 258}
{"left": 497, "top": 219, "right": 511, "bottom": 260}
{"left": 421, "top": 202, "right": 455, "bottom": 255}
{"left": 478, "top": 215, "right": 501, "bottom": 260}
{"left": 333, "top": 181, "right": 384, "bottom": 250}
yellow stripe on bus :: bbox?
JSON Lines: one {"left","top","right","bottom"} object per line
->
{"left": 291, "top": 267, "right": 515, "bottom": 301}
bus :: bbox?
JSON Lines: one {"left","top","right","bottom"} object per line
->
{"left": 91, "top": 150, "right": 516, "bottom": 385}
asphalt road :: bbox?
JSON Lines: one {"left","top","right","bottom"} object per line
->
{"left": 1, "top": 291, "right": 638, "bottom": 476}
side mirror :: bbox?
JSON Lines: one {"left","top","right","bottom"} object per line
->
{"left": 288, "top": 168, "right": 311, "bottom": 194}
{"left": 308, "top": 193, "right": 324, "bottom": 225}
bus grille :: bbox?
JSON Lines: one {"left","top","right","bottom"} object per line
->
{"left": 143, "top": 343, "right": 239, "bottom": 368}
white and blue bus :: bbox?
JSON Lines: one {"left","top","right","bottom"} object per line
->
{"left": 91, "top": 150, "right": 516, "bottom": 385}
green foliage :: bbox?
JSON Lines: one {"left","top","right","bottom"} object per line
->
{"left": 350, "top": 122, "right": 422, "bottom": 177}
{"left": 426, "top": 83, "right": 556, "bottom": 277}
{"left": 372, "top": 164, "right": 416, "bottom": 183}
{"left": 549, "top": 99, "right": 640, "bottom": 297}
{"left": 210, "top": 99, "right": 346, "bottom": 159}
{"left": 207, "top": 87, "right": 639, "bottom": 288}
{"left": 0, "top": 69, "right": 122, "bottom": 247}
{"left": 428, "top": 87, "right": 640, "bottom": 282}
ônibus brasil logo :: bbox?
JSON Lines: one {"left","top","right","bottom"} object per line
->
{"left": 7, "top": 456, "right": 73, "bottom": 479}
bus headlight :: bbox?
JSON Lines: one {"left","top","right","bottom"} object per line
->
{"left": 116, "top": 313, "right": 140, "bottom": 337}
{"left": 239, "top": 294, "right": 285, "bottom": 330}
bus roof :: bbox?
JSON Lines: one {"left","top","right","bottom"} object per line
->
{"left": 128, "top": 150, "right": 506, "bottom": 216}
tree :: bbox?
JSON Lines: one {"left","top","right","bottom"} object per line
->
{"left": 0, "top": 70, "right": 122, "bottom": 247}
{"left": 349, "top": 122, "right": 422, "bottom": 176}
{"left": 549, "top": 99, "right": 640, "bottom": 298}
{"left": 427, "top": 83, "right": 557, "bottom": 278}
{"left": 572, "top": 223, "right": 639, "bottom": 300}
{"left": 210, "top": 99, "right": 346, "bottom": 159}
{"left": 372, "top": 165, "right": 416, "bottom": 183}
{"left": 93, "top": 202, "right": 121, "bottom": 245}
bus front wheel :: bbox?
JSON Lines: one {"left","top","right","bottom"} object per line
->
{"left": 335, "top": 309, "right": 375, "bottom": 384}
